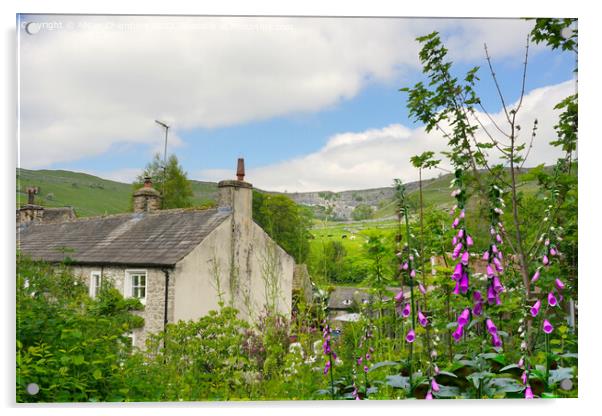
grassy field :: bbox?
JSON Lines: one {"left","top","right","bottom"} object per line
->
{"left": 16, "top": 169, "right": 218, "bottom": 217}
{"left": 373, "top": 169, "right": 544, "bottom": 219}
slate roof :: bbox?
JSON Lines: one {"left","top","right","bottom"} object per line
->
{"left": 17, "top": 208, "right": 231, "bottom": 267}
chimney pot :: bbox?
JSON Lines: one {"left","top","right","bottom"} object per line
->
{"left": 143, "top": 176, "right": 153, "bottom": 188}
{"left": 236, "top": 158, "right": 245, "bottom": 181}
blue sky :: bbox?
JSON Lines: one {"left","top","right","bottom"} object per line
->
{"left": 18, "top": 16, "right": 576, "bottom": 191}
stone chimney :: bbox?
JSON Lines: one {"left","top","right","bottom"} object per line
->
{"left": 218, "top": 158, "right": 252, "bottom": 220}
{"left": 133, "top": 177, "right": 161, "bottom": 213}
{"left": 17, "top": 187, "right": 44, "bottom": 224}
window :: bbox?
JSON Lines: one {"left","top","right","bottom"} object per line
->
{"left": 89, "top": 271, "right": 102, "bottom": 298}
{"left": 125, "top": 270, "right": 147, "bottom": 304}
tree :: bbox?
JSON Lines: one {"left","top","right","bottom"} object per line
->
{"left": 133, "top": 153, "right": 193, "bottom": 209}
{"left": 252, "top": 191, "right": 313, "bottom": 263}
{"left": 351, "top": 204, "right": 374, "bottom": 221}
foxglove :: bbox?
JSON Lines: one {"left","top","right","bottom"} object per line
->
{"left": 543, "top": 319, "right": 554, "bottom": 334}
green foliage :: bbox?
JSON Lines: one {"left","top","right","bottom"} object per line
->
{"left": 529, "top": 18, "right": 577, "bottom": 54}
{"left": 16, "top": 256, "right": 143, "bottom": 402}
{"left": 133, "top": 153, "right": 194, "bottom": 209}
{"left": 351, "top": 204, "right": 374, "bottom": 221}
{"left": 252, "top": 191, "right": 313, "bottom": 263}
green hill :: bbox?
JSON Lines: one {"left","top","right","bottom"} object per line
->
{"left": 16, "top": 169, "right": 218, "bottom": 218}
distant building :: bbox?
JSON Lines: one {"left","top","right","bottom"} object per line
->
{"left": 17, "top": 160, "right": 295, "bottom": 348}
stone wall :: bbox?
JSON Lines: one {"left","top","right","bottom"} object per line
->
{"left": 71, "top": 265, "right": 174, "bottom": 349}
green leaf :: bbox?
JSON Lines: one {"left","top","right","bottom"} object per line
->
{"left": 386, "top": 375, "right": 410, "bottom": 390}
{"left": 72, "top": 355, "right": 85, "bottom": 365}
{"left": 92, "top": 369, "right": 102, "bottom": 380}
{"left": 368, "top": 361, "right": 400, "bottom": 373}
{"left": 499, "top": 364, "right": 520, "bottom": 373}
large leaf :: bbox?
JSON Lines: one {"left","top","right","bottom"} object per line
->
{"left": 499, "top": 364, "right": 520, "bottom": 373}
{"left": 368, "top": 361, "right": 400, "bottom": 373}
{"left": 386, "top": 375, "right": 410, "bottom": 390}
{"left": 487, "top": 377, "right": 524, "bottom": 394}
{"left": 548, "top": 367, "right": 574, "bottom": 386}
{"left": 433, "top": 384, "right": 460, "bottom": 398}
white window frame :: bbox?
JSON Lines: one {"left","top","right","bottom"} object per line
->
{"left": 125, "top": 270, "right": 148, "bottom": 305}
{"left": 89, "top": 271, "right": 102, "bottom": 299}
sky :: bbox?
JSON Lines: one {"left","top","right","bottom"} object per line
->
{"left": 17, "top": 15, "right": 577, "bottom": 192}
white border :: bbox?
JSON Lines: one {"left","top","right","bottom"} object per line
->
{"left": 4, "top": 1, "right": 599, "bottom": 416}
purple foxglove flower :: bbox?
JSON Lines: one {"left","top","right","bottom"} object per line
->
{"left": 453, "top": 243, "right": 463, "bottom": 258}
{"left": 473, "top": 290, "right": 482, "bottom": 302}
{"left": 357, "top": 357, "right": 363, "bottom": 366}
{"left": 555, "top": 278, "right": 565, "bottom": 290}
{"left": 492, "top": 333, "right": 502, "bottom": 348}
{"left": 419, "top": 282, "right": 427, "bottom": 295}
{"left": 452, "top": 263, "right": 463, "bottom": 280}
{"left": 395, "top": 290, "right": 404, "bottom": 303}
{"left": 323, "top": 341, "right": 331, "bottom": 355}
{"left": 473, "top": 301, "right": 483, "bottom": 316}
{"left": 543, "top": 255, "right": 549, "bottom": 265}
{"left": 406, "top": 329, "right": 415, "bottom": 343}
{"left": 363, "top": 365, "right": 369, "bottom": 373}
{"left": 490, "top": 227, "right": 496, "bottom": 236}
{"left": 487, "top": 285, "right": 496, "bottom": 305}
{"left": 409, "top": 254, "right": 414, "bottom": 261}
{"left": 402, "top": 303, "right": 411, "bottom": 318}
{"left": 492, "top": 244, "right": 498, "bottom": 254}
{"left": 543, "top": 319, "right": 554, "bottom": 334}
{"left": 431, "top": 379, "right": 440, "bottom": 392}
{"left": 452, "top": 324, "right": 464, "bottom": 342}
{"left": 530, "top": 300, "right": 541, "bottom": 317}
{"left": 434, "top": 365, "right": 440, "bottom": 375}
{"left": 425, "top": 390, "right": 433, "bottom": 400}
{"left": 452, "top": 217, "right": 460, "bottom": 228}
{"left": 521, "top": 371, "right": 527, "bottom": 385}
{"left": 548, "top": 292, "right": 558, "bottom": 307}
{"left": 493, "top": 257, "right": 503, "bottom": 272}
{"left": 550, "top": 247, "right": 557, "bottom": 256}
{"left": 458, "top": 308, "right": 471, "bottom": 326}
{"left": 460, "top": 209, "right": 465, "bottom": 219}
{"left": 459, "top": 273, "right": 469, "bottom": 294}
{"left": 461, "top": 251, "right": 469, "bottom": 265}
{"left": 531, "top": 269, "right": 540, "bottom": 283}
{"left": 486, "top": 264, "right": 495, "bottom": 277}
{"left": 323, "top": 360, "right": 331, "bottom": 375}
{"left": 332, "top": 352, "right": 337, "bottom": 361}
{"left": 458, "top": 229, "right": 464, "bottom": 238}
{"left": 365, "top": 353, "right": 371, "bottom": 361}
{"left": 496, "top": 234, "right": 503, "bottom": 244}
{"left": 495, "top": 293, "right": 501, "bottom": 305}
{"left": 497, "top": 251, "right": 503, "bottom": 260}
{"left": 493, "top": 276, "right": 504, "bottom": 293}
{"left": 418, "top": 310, "right": 428, "bottom": 327}
{"left": 467, "top": 235, "right": 474, "bottom": 246}
{"left": 452, "top": 281, "right": 460, "bottom": 295}
{"left": 518, "top": 357, "right": 524, "bottom": 368}
{"left": 545, "top": 238, "right": 550, "bottom": 247}
{"left": 452, "top": 236, "right": 458, "bottom": 246}
{"left": 402, "top": 262, "right": 409, "bottom": 270}
{"left": 525, "top": 385, "right": 534, "bottom": 399}
{"left": 486, "top": 318, "right": 497, "bottom": 335}
{"left": 483, "top": 250, "right": 490, "bottom": 261}
{"left": 410, "top": 269, "right": 416, "bottom": 278}
{"left": 369, "top": 347, "right": 374, "bottom": 353}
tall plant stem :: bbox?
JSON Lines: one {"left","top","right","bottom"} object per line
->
{"left": 329, "top": 353, "right": 335, "bottom": 400}
{"left": 403, "top": 201, "right": 417, "bottom": 392}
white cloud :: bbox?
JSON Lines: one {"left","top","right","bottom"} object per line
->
{"left": 197, "top": 80, "right": 574, "bottom": 192}
{"left": 18, "top": 15, "right": 539, "bottom": 168}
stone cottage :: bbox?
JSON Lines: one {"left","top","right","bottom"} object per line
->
{"left": 17, "top": 160, "right": 295, "bottom": 348}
